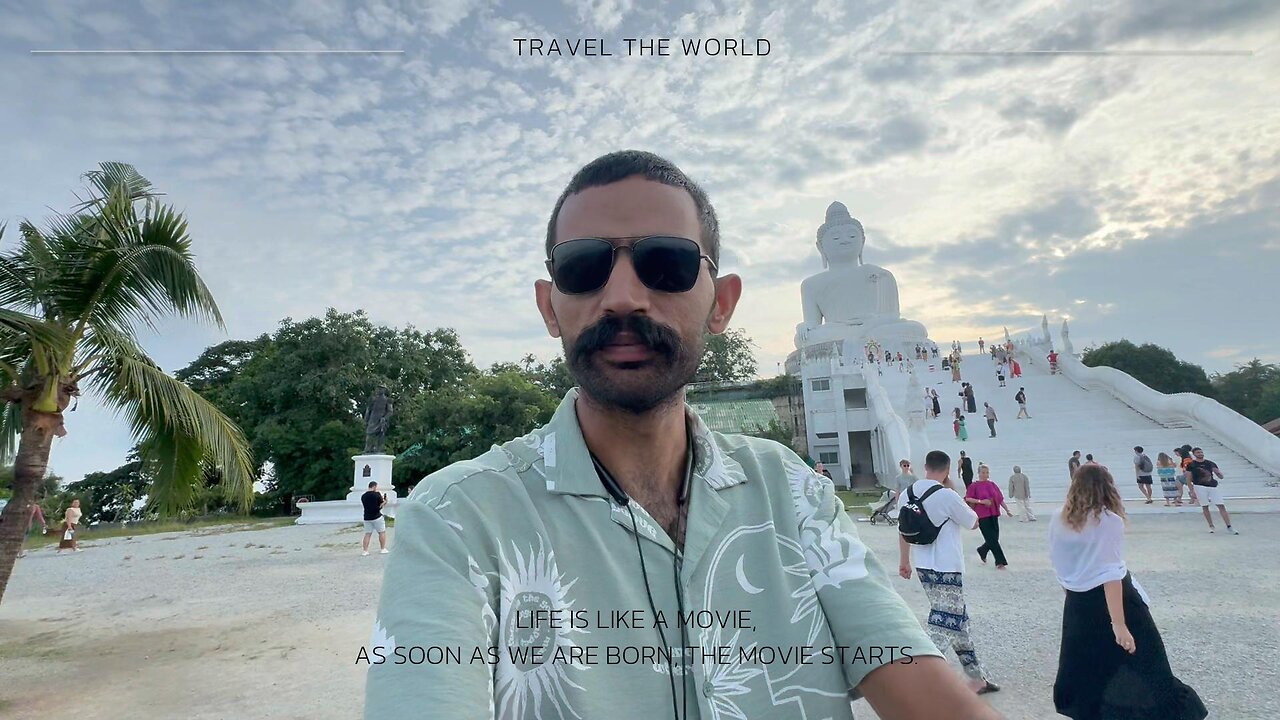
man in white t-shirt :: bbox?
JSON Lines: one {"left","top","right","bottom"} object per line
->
{"left": 897, "top": 450, "right": 999, "bottom": 695}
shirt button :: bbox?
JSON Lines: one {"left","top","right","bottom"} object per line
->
{"left": 702, "top": 680, "right": 715, "bottom": 698}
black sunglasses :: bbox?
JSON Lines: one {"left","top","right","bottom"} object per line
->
{"left": 546, "top": 236, "right": 717, "bottom": 295}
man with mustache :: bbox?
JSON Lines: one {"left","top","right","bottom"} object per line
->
{"left": 367, "top": 151, "right": 1002, "bottom": 719}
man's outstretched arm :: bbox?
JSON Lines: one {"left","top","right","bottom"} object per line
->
{"left": 860, "top": 657, "right": 1004, "bottom": 719}
{"left": 365, "top": 499, "right": 494, "bottom": 719}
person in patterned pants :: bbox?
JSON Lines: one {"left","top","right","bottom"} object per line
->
{"left": 917, "top": 569, "right": 990, "bottom": 684}
{"left": 898, "top": 450, "right": 1000, "bottom": 695}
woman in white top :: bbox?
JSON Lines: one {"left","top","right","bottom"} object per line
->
{"left": 57, "top": 499, "right": 83, "bottom": 553}
{"left": 1049, "top": 464, "right": 1205, "bottom": 720}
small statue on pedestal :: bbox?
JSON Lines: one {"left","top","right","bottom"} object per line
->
{"left": 363, "top": 386, "right": 394, "bottom": 454}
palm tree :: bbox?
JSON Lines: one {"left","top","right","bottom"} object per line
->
{"left": 0, "top": 163, "right": 255, "bottom": 602}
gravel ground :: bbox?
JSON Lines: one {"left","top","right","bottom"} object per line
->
{"left": 3, "top": 509, "right": 1278, "bottom": 719}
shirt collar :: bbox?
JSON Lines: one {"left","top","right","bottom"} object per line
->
{"left": 533, "top": 388, "right": 748, "bottom": 499}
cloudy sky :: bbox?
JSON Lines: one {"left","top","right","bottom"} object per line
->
{"left": 2, "top": 0, "right": 1277, "bottom": 483}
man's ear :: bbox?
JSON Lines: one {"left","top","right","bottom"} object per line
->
{"left": 534, "top": 279, "right": 562, "bottom": 338}
{"left": 705, "top": 273, "right": 742, "bottom": 334}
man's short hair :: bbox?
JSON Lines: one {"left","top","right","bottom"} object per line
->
{"left": 1073, "top": 450, "right": 1081, "bottom": 456}
{"left": 924, "top": 450, "right": 950, "bottom": 473}
{"left": 368, "top": 481, "right": 378, "bottom": 488}
{"left": 544, "top": 150, "right": 720, "bottom": 265}
{"left": 1192, "top": 447, "right": 1203, "bottom": 453}
{"left": 1134, "top": 446, "right": 1143, "bottom": 453}
{"left": 1013, "top": 465, "right": 1022, "bottom": 473}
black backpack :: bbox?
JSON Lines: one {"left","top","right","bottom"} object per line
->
{"left": 899, "top": 484, "right": 951, "bottom": 545}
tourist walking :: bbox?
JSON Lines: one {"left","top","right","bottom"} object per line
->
{"left": 959, "top": 382, "right": 976, "bottom": 413}
{"left": 983, "top": 403, "right": 998, "bottom": 438}
{"left": 892, "top": 459, "right": 918, "bottom": 504}
{"left": 957, "top": 415, "right": 969, "bottom": 442}
{"left": 1175, "top": 446, "right": 1198, "bottom": 504}
{"left": 995, "top": 364, "right": 1006, "bottom": 388}
{"left": 897, "top": 450, "right": 1001, "bottom": 695}
{"left": 978, "top": 337, "right": 985, "bottom": 354}
{"left": 953, "top": 408, "right": 963, "bottom": 439}
{"left": 361, "top": 481, "right": 390, "bottom": 555}
{"left": 1050, "top": 464, "right": 1208, "bottom": 720}
{"left": 1187, "top": 448, "right": 1238, "bottom": 534}
{"left": 951, "top": 355, "right": 962, "bottom": 383}
{"left": 1068, "top": 450, "right": 1082, "bottom": 480}
{"left": 1048, "top": 349, "right": 1060, "bottom": 374}
{"left": 966, "top": 465, "right": 1013, "bottom": 568}
{"left": 1007, "top": 465, "right": 1037, "bottom": 521}
{"left": 1156, "top": 453, "right": 1180, "bottom": 506}
{"left": 1133, "top": 446, "right": 1154, "bottom": 504}
{"left": 1015, "top": 387, "right": 1031, "bottom": 418}
{"left": 931, "top": 388, "right": 941, "bottom": 418}
{"left": 56, "top": 499, "right": 82, "bottom": 553}
{"left": 17, "top": 502, "right": 49, "bottom": 558}
{"left": 1010, "top": 357, "right": 1022, "bottom": 378}
{"left": 959, "top": 450, "right": 974, "bottom": 487}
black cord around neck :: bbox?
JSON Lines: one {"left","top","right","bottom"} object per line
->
{"left": 625, "top": 501, "right": 681, "bottom": 720}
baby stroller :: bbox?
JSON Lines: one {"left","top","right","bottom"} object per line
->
{"left": 868, "top": 490, "right": 899, "bottom": 526}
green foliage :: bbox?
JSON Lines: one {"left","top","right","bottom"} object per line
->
{"left": 175, "top": 309, "right": 476, "bottom": 501}
{"left": 1081, "top": 340, "right": 1213, "bottom": 396}
{"left": 0, "top": 466, "right": 61, "bottom": 500}
{"left": 744, "top": 418, "right": 795, "bottom": 449}
{"left": 1211, "top": 359, "right": 1280, "bottom": 425}
{"left": 0, "top": 162, "right": 255, "bottom": 513}
{"left": 696, "top": 328, "right": 758, "bottom": 383}
{"left": 63, "top": 460, "right": 149, "bottom": 524}
{"left": 488, "top": 354, "right": 576, "bottom": 399}
{"left": 393, "top": 371, "right": 558, "bottom": 488}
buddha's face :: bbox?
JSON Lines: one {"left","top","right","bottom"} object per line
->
{"left": 819, "top": 223, "right": 864, "bottom": 266}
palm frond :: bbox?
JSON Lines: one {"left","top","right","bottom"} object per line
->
{"left": 0, "top": 400, "right": 22, "bottom": 463}
{"left": 0, "top": 307, "right": 70, "bottom": 355}
{"left": 84, "top": 343, "right": 255, "bottom": 514}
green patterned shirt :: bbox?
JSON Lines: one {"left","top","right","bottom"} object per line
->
{"left": 365, "top": 389, "right": 938, "bottom": 719}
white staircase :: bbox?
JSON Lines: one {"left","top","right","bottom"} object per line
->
{"left": 895, "top": 343, "right": 1280, "bottom": 503}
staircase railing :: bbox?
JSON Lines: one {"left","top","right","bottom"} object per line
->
{"left": 1015, "top": 339, "right": 1280, "bottom": 478}
{"left": 863, "top": 367, "right": 914, "bottom": 481}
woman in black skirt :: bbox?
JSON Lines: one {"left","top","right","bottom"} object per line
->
{"left": 1048, "top": 464, "right": 1206, "bottom": 720}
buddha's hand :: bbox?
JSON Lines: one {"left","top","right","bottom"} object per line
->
{"left": 794, "top": 322, "right": 814, "bottom": 345}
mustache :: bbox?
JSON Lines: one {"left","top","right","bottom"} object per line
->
{"left": 571, "top": 314, "right": 683, "bottom": 362}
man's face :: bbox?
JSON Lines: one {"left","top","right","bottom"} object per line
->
{"left": 1194, "top": 450, "right": 1205, "bottom": 460}
{"left": 535, "top": 176, "right": 741, "bottom": 414}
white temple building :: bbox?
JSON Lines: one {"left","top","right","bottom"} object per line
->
{"left": 785, "top": 202, "right": 1280, "bottom": 503}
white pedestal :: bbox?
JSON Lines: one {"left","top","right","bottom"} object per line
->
{"left": 296, "top": 454, "right": 400, "bottom": 524}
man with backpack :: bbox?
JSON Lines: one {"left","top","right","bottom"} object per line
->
{"left": 897, "top": 450, "right": 1001, "bottom": 695}
{"left": 1133, "top": 446, "right": 1155, "bottom": 504}
{"left": 1014, "top": 387, "right": 1030, "bottom": 419}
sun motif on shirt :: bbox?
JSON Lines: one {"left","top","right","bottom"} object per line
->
{"left": 495, "top": 537, "right": 587, "bottom": 719}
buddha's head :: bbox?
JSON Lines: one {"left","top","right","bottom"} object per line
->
{"left": 816, "top": 201, "right": 865, "bottom": 268}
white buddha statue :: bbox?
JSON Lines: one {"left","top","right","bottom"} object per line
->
{"left": 794, "top": 202, "right": 928, "bottom": 352}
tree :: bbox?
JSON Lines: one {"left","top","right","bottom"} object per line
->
{"left": 1211, "top": 359, "right": 1280, "bottom": 425}
{"left": 0, "top": 163, "right": 254, "bottom": 602}
{"left": 489, "top": 354, "right": 576, "bottom": 399}
{"left": 393, "top": 371, "right": 558, "bottom": 487}
{"left": 696, "top": 329, "right": 758, "bottom": 383}
{"left": 63, "top": 459, "right": 149, "bottom": 524}
{"left": 0, "top": 465, "right": 61, "bottom": 501}
{"left": 176, "top": 309, "right": 476, "bottom": 501}
{"left": 1081, "top": 340, "right": 1213, "bottom": 396}
{"left": 745, "top": 418, "right": 795, "bottom": 449}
